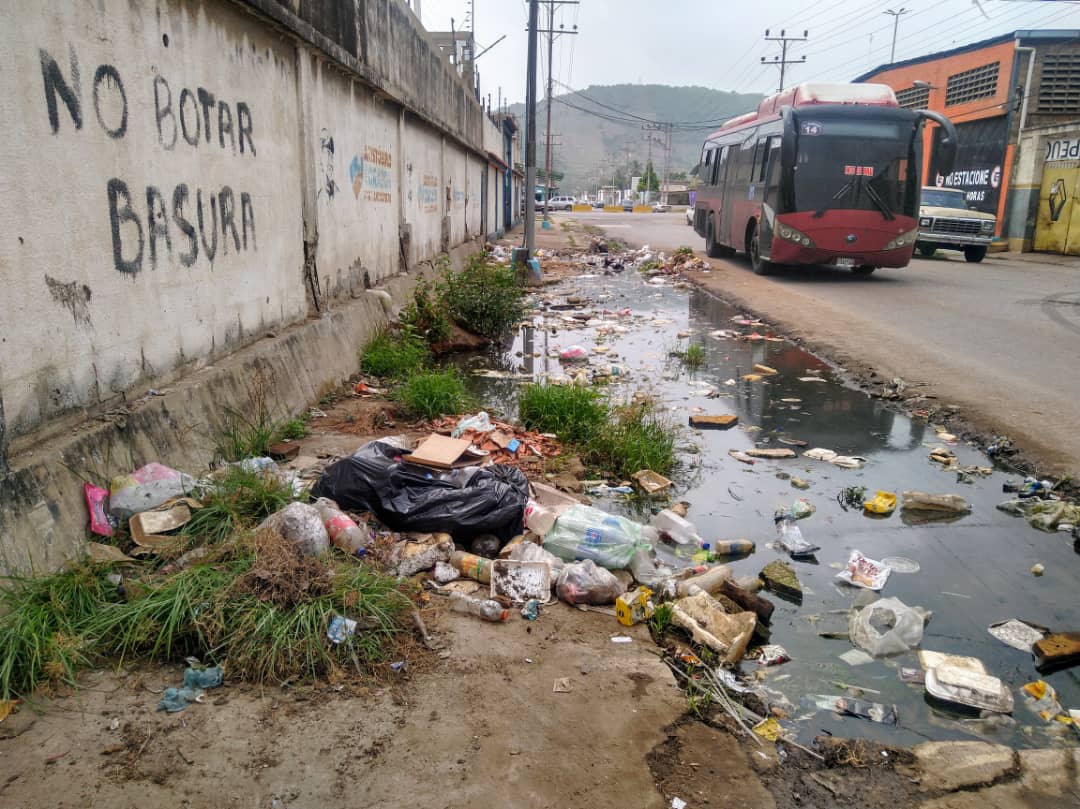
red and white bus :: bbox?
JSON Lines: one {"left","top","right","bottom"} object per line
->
{"left": 692, "top": 82, "right": 957, "bottom": 275}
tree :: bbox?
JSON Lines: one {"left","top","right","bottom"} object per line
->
{"left": 637, "top": 160, "right": 659, "bottom": 193}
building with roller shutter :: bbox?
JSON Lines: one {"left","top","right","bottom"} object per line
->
{"left": 855, "top": 30, "right": 1080, "bottom": 254}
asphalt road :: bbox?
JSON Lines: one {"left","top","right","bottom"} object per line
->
{"left": 562, "top": 210, "right": 1080, "bottom": 475}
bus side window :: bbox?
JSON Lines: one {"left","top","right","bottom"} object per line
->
{"left": 756, "top": 137, "right": 771, "bottom": 182}
{"left": 712, "top": 145, "right": 729, "bottom": 186}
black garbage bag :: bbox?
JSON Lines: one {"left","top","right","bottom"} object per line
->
{"left": 310, "top": 441, "right": 528, "bottom": 542}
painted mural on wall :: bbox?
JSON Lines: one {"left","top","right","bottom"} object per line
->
{"left": 349, "top": 146, "right": 392, "bottom": 203}
{"left": 39, "top": 47, "right": 259, "bottom": 275}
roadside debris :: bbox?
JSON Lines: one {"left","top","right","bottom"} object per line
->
{"left": 987, "top": 619, "right": 1048, "bottom": 652}
{"left": 849, "top": 597, "right": 930, "bottom": 656}
{"left": 158, "top": 666, "right": 224, "bottom": 713}
{"left": 836, "top": 550, "right": 891, "bottom": 591}
{"left": 901, "top": 491, "right": 971, "bottom": 515}
{"left": 449, "top": 591, "right": 509, "bottom": 622}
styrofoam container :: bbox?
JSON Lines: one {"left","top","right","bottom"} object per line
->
{"left": 490, "top": 559, "right": 552, "bottom": 603}
{"left": 925, "top": 664, "right": 1014, "bottom": 714}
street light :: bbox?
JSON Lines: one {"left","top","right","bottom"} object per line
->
{"left": 884, "top": 8, "right": 908, "bottom": 64}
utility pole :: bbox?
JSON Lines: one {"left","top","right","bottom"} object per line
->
{"left": 884, "top": 8, "right": 908, "bottom": 64}
{"left": 761, "top": 29, "right": 808, "bottom": 92}
{"left": 524, "top": 0, "right": 539, "bottom": 258}
{"left": 642, "top": 126, "right": 668, "bottom": 202}
{"left": 539, "top": 0, "right": 578, "bottom": 219}
{"left": 542, "top": 132, "right": 563, "bottom": 192}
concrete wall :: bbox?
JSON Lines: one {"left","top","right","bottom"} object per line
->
{"left": 0, "top": 0, "right": 503, "bottom": 573}
{"left": 1009, "top": 122, "right": 1080, "bottom": 251}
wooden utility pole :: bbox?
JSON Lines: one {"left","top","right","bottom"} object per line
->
{"left": 761, "top": 29, "right": 808, "bottom": 91}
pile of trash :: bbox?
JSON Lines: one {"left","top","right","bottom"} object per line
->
{"left": 425, "top": 411, "right": 563, "bottom": 472}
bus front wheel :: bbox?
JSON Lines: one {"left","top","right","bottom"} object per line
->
{"left": 851, "top": 265, "right": 877, "bottom": 276}
{"left": 747, "top": 223, "right": 773, "bottom": 276}
{"left": 706, "top": 217, "right": 731, "bottom": 258}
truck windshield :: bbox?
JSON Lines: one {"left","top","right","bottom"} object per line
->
{"left": 791, "top": 119, "right": 916, "bottom": 219}
{"left": 921, "top": 189, "right": 968, "bottom": 209}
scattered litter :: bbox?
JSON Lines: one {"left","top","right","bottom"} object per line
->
{"left": 520, "top": 599, "right": 540, "bottom": 621}
{"left": 1031, "top": 563, "right": 1045, "bottom": 577}
{"left": 670, "top": 591, "right": 756, "bottom": 666}
{"left": 327, "top": 614, "right": 358, "bottom": 644}
{"left": 987, "top": 619, "right": 1048, "bottom": 652}
{"left": 555, "top": 560, "right": 623, "bottom": 605}
{"left": 129, "top": 504, "right": 194, "bottom": 552}
{"left": 545, "top": 504, "right": 653, "bottom": 569}
{"left": 258, "top": 502, "right": 329, "bottom": 557}
{"left": 745, "top": 448, "right": 796, "bottom": 459}
{"left": 840, "top": 649, "right": 875, "bottom": 667}
{"left": 559, "top": 345, "right": 589, "bottom": 361}
{"left": 449, "top": 591, "right": 509, "bottom": 622}
{"left": 84, "top": 484, "right": 115, "bottom": 537}
{"left": 728, "top": 450, "right": 755, "bottom": 465}
{"left": 901, "top": 491, "right": 971, "bottom": 514}
{"left": 158, "top": 666, "right": 224, "bottom": 713}
{"left": 87, "top": 542, "right": 135, "bottom": 564}
{"left": 798, "top": 376, "right": 828, "bottom": 383}
{"left": 631, "top": 469, "right": 673, "bottom": 494}
{"left": 752, "top": 717, "right": 783, "bottom": 741}
{"left": 806, "top": 694, "right": 898, "bottom": 724}
{"left": 880, "top": 557, "right": 920, "bottom": 574}
{"left": 616, "top": 586, "right": 655, "bottom": 626}
{"left": 451, "top": 411, "right": 494, "bottom": 438}
{"left": 863, "top": 491, "right": 897, "bottom": 516}
{"left": 790, "top": 477, "right": 811, "bottom": 490}
{"left": 109, "top": 463, "right": 195, "bottom": 519}
{"left": 611, "top": 635, "right": 633, "bottom": 644}
{"left": 775, "top": 518, "right": 819, "bottom": 558}
{"left": 688, "top": 414, "right": 738, "bottom": 429}
{"left": 760, "top": 560, "right": 802, "bottom": 602}
{"left": 918, "top": 651, "right": 986, "bottom": 674}
{"left": 553, "top": 678, "right": 573, "bottom": 693}
{"left": 836, "top": 550, "right": 892, "bottom": 591}
{"left": 671, "top": 798, "right": 688, "bottom": 809}
{"left": 433, "top": 561, "right": 460, "bottom": 584}
{"left": 753, "top": 364, "right": 778, "bottom": 375}
{"left": 1033, "top": 632, "right": 1080, "bottom": 671}
{"left": 804, "top": 448, "right": 866, "bottom": 469}
{"left": 390, "top": 661, "right": 407, "bottom": 673}
{"left": 1021, "top": 680, "right": 1067, "bottom": 722}
{"left": 757, "top": 645, "right": 790, "bottom": 666}
{"left": 849, "top": 597, "right": 930, "bottom": 656}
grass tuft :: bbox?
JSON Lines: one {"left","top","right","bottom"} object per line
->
{"left": 359, "top": 330, "right": 430, "bottom": 379}
{"left": 680, "top": 343, "right": 706, "bottom": 370}
{"left": 397, "top": 370, "right": 469, "bottom": 420}
{"left": 183, "top": 466, "right": 297, "bottom": 545}
{"left": 441, "top": 252, "right": 525, "bottom": 340}
{"left": 519, "top": 384, "right": 607, "bottom": 445}
{"left": 587, "top": 400, "right": 677, "bottom": 479}
{"left": 399, "top": 278, "right": 452, "bottom": 345}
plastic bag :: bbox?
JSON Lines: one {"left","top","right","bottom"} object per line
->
{"left": 835, "top": 549, "right": 891, "bottom": 590}
{"left": 559, "top": 345, "right": 589, "bottom": 361}
{"left": 84, "top": 483, "right": 115, "bottom": 537}
{"left": 258, "top": 502, "right": 330, "bottom": 557}
{"left": 543, "top": 504, "right": 654, "bottom": 569}
{"left": 775, "top": 518, "right": 819, "bottom": 558}
{"left": 508, "top": 540, "right": 565, "bottom": 575}
{"left": 901, "top": 491, "right": 971, "bottom": 513}
{"left": 555, "top": 559, "right": 623, "bottom": 605}
{"left": 452, "top": 411, "right": 493, "bottom": 438}
{"left": 108, "top": 463, "right": 195, "bottom": 518}
{"left": 310, "top": 441, "right": 529, "bottom": 542}
{"left": 849, "top": 597, "right": 930, "bottom": 657}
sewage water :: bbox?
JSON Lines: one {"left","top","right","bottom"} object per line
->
{"left": 459, "top": 266, "right": 1080, "bottom": 750}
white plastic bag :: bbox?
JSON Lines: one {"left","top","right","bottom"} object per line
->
{"left": 835, "top": 549, "right": 892, "bottom": 590}
{"left": 555, "top": 560, "right": 623, "bottom": 605}
{"left": 508, "top": 539, "right": 565, "bottom": 575}
{"left": 849, "top": 597, "right": 931, "bottom": 657}
{"left": 258, "top": 502, "right": 330, "bottom": 557}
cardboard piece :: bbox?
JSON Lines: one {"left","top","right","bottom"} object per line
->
{"left": 403, "top": 434, "right": 487, "bottom": 470}
{"left": 129, "top": 504, "right": 193, "bottom": 550}
{"left": 268, "top": 440, "right": 300, "bottom": 461}
{"left": 87, "top": 542, "right": 136, "bottom": 563}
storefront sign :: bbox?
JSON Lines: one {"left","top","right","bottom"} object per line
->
{"left": 930, "top": 116, "right": 1008, "bottom": 215}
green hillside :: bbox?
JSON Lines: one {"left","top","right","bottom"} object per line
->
{"left": 508, "top": 84, "right": 764, "bottom": 197}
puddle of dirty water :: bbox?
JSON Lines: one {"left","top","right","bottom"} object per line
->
{"left": 449, "top": 266, "right": 1080, "bottom": 751}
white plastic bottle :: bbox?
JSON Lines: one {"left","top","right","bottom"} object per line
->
{"left": 523, "top": 500, "right": 558, "bottom": 536}
{"left": 651, "top": 509, "right": 706, "bottom": 548}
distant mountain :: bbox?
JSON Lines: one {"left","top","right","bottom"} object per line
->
{"left": 507, "top": 84, "right": 764, "bottom": 196}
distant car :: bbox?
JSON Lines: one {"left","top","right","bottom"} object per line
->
{"left": 652, "top": 202, "right": 671, "bottom": 213}
{"left": 592, "top": 200, "right": 604, "bottom": 209}
{"left": 915, "top": 187, "right": 996, "bottom": 263}
{"left": 622, "top": 199, "right": 635, "bottom": 212}
{"left": 685, "top": 206, "right": 694, "bottom": 226}
{"left": 546, "top": 196, "right": 576, "bottom": 211}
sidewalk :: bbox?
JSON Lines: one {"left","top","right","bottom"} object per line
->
{"left": 988, "top": 249, "right": 1080, "bottom": 268}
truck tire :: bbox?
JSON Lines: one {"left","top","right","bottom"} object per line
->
{"left": 851, "top": 265, "right": 877, "bottom": 276}
{"left": 964, "top": 245, "right": 987, "bottom": 263}
{"left": 918, "top": 244, "right": 937, "bottom": 257}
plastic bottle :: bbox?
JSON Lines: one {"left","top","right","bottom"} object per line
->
{"left": 449, "top": 591, "right": 509, "bottom": 622}
{"left": 544, "top": 504, "right": 655, "bottom": 569}
{"left": 450, "top": 550, "right": 492, "bottom": 583}
{"left": 650, "top": 509, "right": 706, "bottom": 548}
{"left": 524, "top": 500, "right": 559, "bottom": 536}
{"left": 313, "top": 498, "right": 367, "bottom": 554}
{"left": 675, "top": 564, "right": 733, "bottom": 597}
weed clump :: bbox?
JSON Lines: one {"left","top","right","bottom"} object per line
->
{"left": 183, "top": 466, "right": 297, "bottom": 545}
{"left": 397, "top": 370, "right": 469, "bottom": 420}
{"left": 441, "top": 252, "right": 524, "bottom": 340}
{"left": 587, "top": 400, "right": 676, "bottom": 479}
{"left": 399, "top": 278, "right": 452, "bottom": 345}
{"left": 213, "top": 374, "right": 311, "bottom": 462}
{"left": 678, "top": 343, "right": 706, "bottom": 370}
{"left": 519, "top": 384, "right": 606, "bottom": 445}
{"left": 359, "top": 330, "right": 430, "bottom": 379}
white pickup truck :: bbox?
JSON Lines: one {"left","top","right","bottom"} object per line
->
{"left": 915, "top": 187, "right": 996, "bottom": 263}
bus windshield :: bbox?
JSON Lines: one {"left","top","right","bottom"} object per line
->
{"left": 791, "top": 119, "right": 916, "bottom": 219}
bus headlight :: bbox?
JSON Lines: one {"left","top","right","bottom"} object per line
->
{"left": 981, "top": 220, "right": 995, "bottom": 233}
{"left": 776, "top": 223, "right": 815, "bottom": 248}
{"left": 884, "top": 228, "right": 919, "bottom": 250}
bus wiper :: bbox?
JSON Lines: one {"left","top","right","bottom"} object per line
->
{"left": 813, "top": 181, "right": 853, "bottom": 218}
{"left": 864, "top": 182, "right": 895, "bottom": 221}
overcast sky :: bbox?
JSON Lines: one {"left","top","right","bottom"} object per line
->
{"left": 416, "top": 0, "right": 1080, "bottom": 106}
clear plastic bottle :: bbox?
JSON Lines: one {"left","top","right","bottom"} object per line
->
{"left": 523, "top": 500, "right": 559, "bottom": 536}
{"left": 449, "top": 591, "right": 509, "bottom": 622}
{"left": 650, "top": 509, "right": 706, "bottom": 549}
{"left": 313, "top": 498, "right": 367, "bottom": 554}
{"left": 450, "top": 550, "right": 492, "bottom": 583}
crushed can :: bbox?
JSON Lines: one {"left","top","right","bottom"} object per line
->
{"left": 615, "top": 586, "right": 654, "bottom": 627}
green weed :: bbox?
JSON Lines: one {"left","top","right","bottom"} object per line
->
{"left": 400, "top": 278, "right": 452, "bottom": 345}
{"left": 648, "top": 602, "right": 673, "bottom": 636}
{"left": 441, "top": 252, "right": 524, "bottom": 340}
{"left": 674, "top": 246, "right": 694, "bottom": 259}
{"left": 276, "top": 416, "right": 309, "bottom": 441}
{"left": 518, "top": 384, "right": 607, "bottom": 445}
{"left": 183, "top": 466, "right": 297, "bottom": 544}
{"left": 587, "top": 400, "right": 677, "bottom": 479}
{"left": 359, "top": 330, "right": 430, "bottom": 379}
{"left": 0, "top": 564, "right": 119, "bottom": 699}
{"left": 397, "top": 370, "right": 469, "bottom": 420}
{"left": 680, "top": 343, "right": 706, "bottom": 370}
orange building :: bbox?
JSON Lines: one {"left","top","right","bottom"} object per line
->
{"left": 855, "top": 30, "right": 1080, "bottom": 252}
